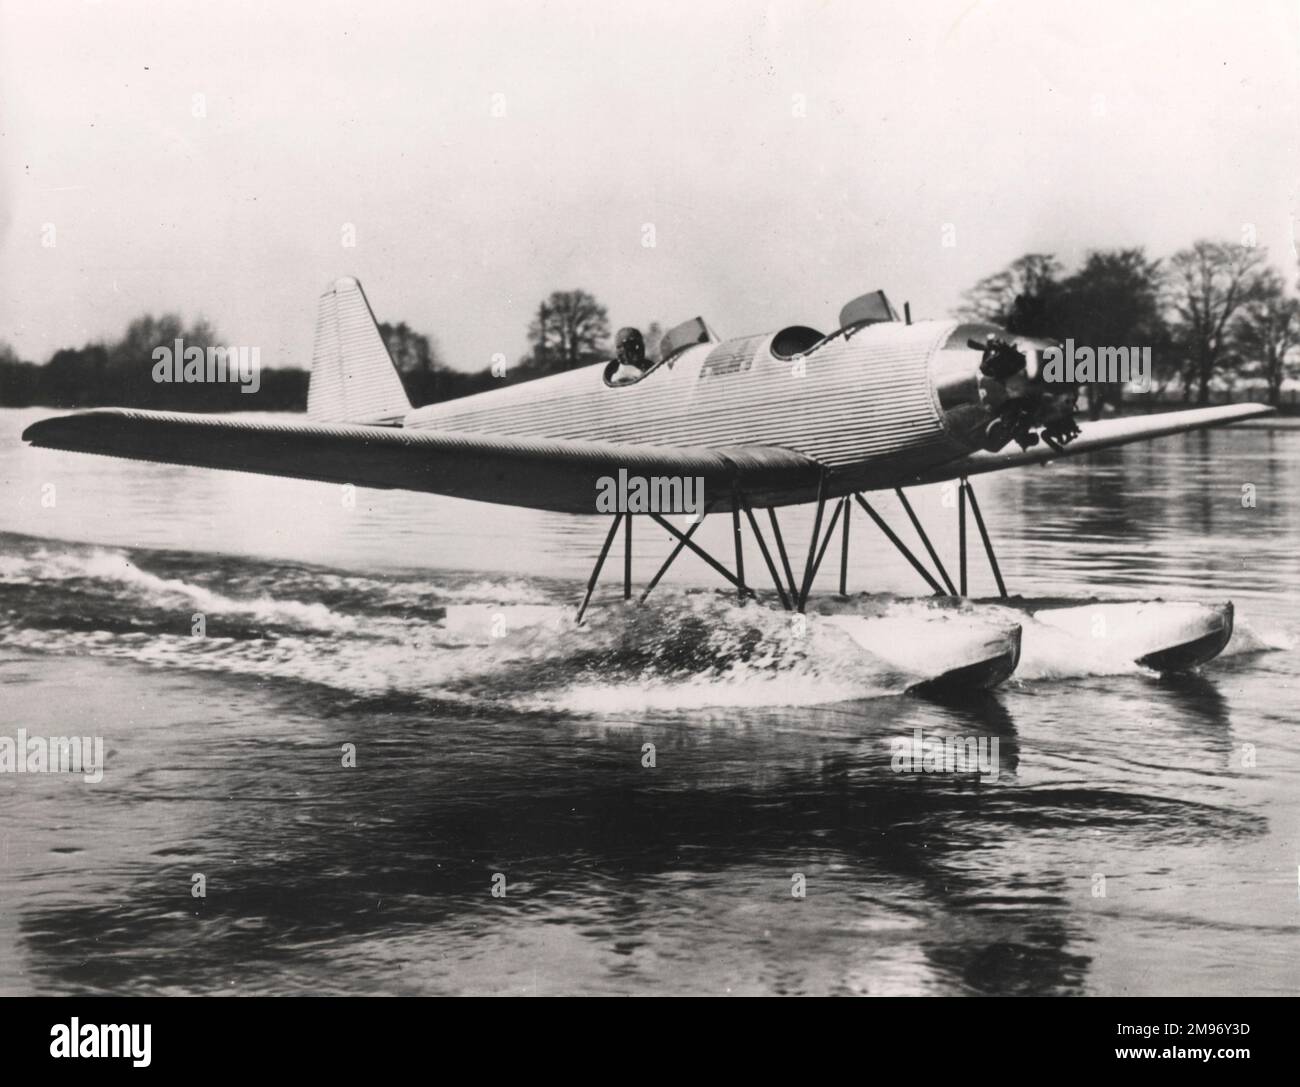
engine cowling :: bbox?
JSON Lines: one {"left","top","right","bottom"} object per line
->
{"left": 931, "top": 323, "right": 1080, "bottom": 453}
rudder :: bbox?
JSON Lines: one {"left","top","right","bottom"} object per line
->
{"left": 307, "top": 277, "right": 412, "bottom": 424}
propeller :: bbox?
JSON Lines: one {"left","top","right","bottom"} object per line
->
{"left": 967, "top": 336, "right": 1080, "bottom": 452}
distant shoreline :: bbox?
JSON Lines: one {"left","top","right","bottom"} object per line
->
{"left": 1228, "top": 414, "right": 1300, "bottom": 429}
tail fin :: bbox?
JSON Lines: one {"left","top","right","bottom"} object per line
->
{"left": 307, "top": 277, "right": 412, "bottom": 424}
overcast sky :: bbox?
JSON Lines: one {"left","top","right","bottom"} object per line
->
{"left": 2, "top": 0, "right": 1297, "bottom": 372}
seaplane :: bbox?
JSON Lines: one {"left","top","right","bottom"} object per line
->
{"left": 22, "top": 278, "right": 1272, "bottom": 693}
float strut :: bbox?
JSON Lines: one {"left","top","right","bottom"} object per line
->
{"left": 576, "top": 512, "right": 624, "bottom": 623}
{"left": 648, "top": 513, "right": 755, "bottom": 599}
{"left": 767, "top": 508, "right": 800, "bottom": 603}
{"left": 801, "top": 497, "right": 844, "bottom": 608}
{"left": 958, "top": 478, "right": 968, "bottom": 596}
{"left": 731, "top": 488, "right": 745, "bottom": 603}
{"left": 839, "top": 497, "right": 852, "bottom": 597}
{"left": 797, "top": 474, "right": 829, "bottom": 611}
{"left": 623, "top": 513, "right": 633, "bottom": 600}
{"left": 741, "top": 497, "right": 792, "bottom": 611}
{"left": 853, "top": 494, "right": 946, "bottom": 596}
{"left": 894, "top": 488, "right": 956, "bottom": 596}
{"left": 639, "top": 506, "right": 711, "bottom": 604}
{"left": 962, "top": 479, "right": 1008, "bottom": 599}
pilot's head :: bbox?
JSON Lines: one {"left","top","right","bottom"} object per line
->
{"left": 615, "top": 327, "right": 647, "bottom": 368}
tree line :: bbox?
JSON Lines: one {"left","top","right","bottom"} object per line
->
{"left": 2, "top": 240, "right": 1295, "bottom": 414}
{"left": 959, "top": 240, "right": 1299, "bottom": 414}
{"left": 0, "top": 315, "right": 308, "bottom": 411}
{"left": 373, "top": 289, "right": 651, "bottom": 407}
{"left": 0, "top": 288, "right": 636, "bottom": 412}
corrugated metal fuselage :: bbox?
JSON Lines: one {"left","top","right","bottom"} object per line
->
{"left": 404, "top": 319, "right": 982, "bottom": 508}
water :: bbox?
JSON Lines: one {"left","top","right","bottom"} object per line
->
{"left": 0, "top": 406, "right": 1297, "bottom": 995}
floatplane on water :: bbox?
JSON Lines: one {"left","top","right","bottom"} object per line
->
{"left": 24, "top": 278, "right": 1270, "bottom": 692}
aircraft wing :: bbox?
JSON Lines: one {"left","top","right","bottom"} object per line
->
{"left": 21, "top": 408, "right": 821, "bottom": 514}
{"left": 910, "top": 404, "right": 1274, "bottom": 485}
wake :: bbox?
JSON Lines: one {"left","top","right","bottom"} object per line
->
{"left": 0, "top": 535, "right": 1287, "bottom": 713}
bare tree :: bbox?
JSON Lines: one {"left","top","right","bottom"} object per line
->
{"left": 957, "top": 253, "right": 1064, "bottom": 335}
{"left": 1166, "top": 240, "right": 1268, "bottom": 404}
{"left": 1230, "top": 268, "right": 1300, "bottom": 407}
{"left": 107, "top": 313, "right": 201, "bottom": 407}
{"left": 379, "top": 320, "right": 446, "bottom": 405}
{"left": 526, "top": 289, "right": 610, "bottom": 371}
{"left": 1058, "top": 248, "right": 1168, "bottom": 416}
{"left": 379, "top": 321, "right": 443, "bottom": 376}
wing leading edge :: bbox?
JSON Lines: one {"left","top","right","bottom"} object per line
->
{"left": 910, "top": 404, "right": 1273, "bottom": 485}
{"left": 21, "top": 408, "right": 821, "bottom": 514}
{"left": 22, "top": 402, "right": 1272, "bottom": 513}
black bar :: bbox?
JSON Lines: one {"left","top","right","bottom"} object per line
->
{"left": 2, "top": 994, "right": 1292, "bottom": 1073}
